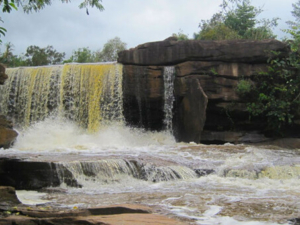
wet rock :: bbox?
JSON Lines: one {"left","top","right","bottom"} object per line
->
{"left": 0, "top": 116, "right": 18, "bottom": 149}
{"left": 0, "top": 204, "right": 187, "bottom": 225}
{"left": 256, "top": 138, "right": 300, "bottom": 149}
{"left": 194, "top": 169, "right": 215, "bottom": 177}
{"left": 0, "top": 186, "right": 21, "bottom": 205}
{"left": 290, "top": 218, "right": 300, "bottom": 225}
{"left": 0, "top": 63, "right": 18, "bottom": 149}
{"left": 0, "top": 158, "right": 62, "bottom": 190}
{"left": 201, "top": 131, "right": 245, "bottom": 144}
{"left": 0, "top": 63, "right": 8, "bottom": 85}
{"left": 173, "top": 77, "right": 208, "bottom": 143}
{"left": 122, "top": 65, "right": 165, "bottom": 131}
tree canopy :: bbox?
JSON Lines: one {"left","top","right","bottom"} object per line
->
{"left": 65, "top": 37, "right": 127, "bottom": 63}
{"left": 194, "top": 0, "right": 278, "bottom": 40}
{"left": 95, "top": 37, "right": 127, "bottom": 62}
{"left": 24, "top": 45, "right": 65, "bottom": 66}
{"left": 0, "top": 37, "right": 127, "bottom": 67}
{"left": 234, "top": 3, "right": 300, "bottom": 136}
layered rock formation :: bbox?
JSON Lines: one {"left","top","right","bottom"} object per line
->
{"left": 0, "top": 187, "right": 187, "bottom": 225}
{"left": 0, "top": 64, "right": 8, "bottom": 85}
{"left": 0, "top": 116, "right": 18, "bottom": 149}
{"left": 118, "top": 38, "right": 289, "bottom": 143}
{"left": 0, "top": 64, "right": 18, "bottom": 149}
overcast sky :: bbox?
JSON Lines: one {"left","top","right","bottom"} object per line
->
{"left": 0, "top": 0, "right": 296, "bottom": 58}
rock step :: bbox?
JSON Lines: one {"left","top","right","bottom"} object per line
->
{"left": 0, "top": 186, "right": 187, "bottom": 225}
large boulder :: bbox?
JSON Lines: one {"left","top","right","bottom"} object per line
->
{"left": 173, "top": 77, "right": 208, "bottom": 143}
{"left": 0, "top": 186, "right": 21, "bottom": 205}
{"left": 118, "top": 39, "right": 289, "bottom": 66}
{"left": 0, "top": 64, "right": 18, "bottom": 149}
{"left": 0, "top": 199, "right": 188, "bottom": 225}
{"left": 0, "top": 116, "right": 18, "bottom": 149}
{"left": 0, "top": 64, "right": 8, "bottom": 85}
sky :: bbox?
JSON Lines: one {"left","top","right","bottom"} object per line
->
{"left": 0, "top": 0, "right": 296, "bottom": 58}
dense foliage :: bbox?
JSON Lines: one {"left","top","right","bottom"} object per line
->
{"left": 64, "top": 37, "right": 127, "bottom": 63}
{"left": 236, "top": 26, "right": 300, "bottom": 136}
{"left": 0, "top": 37, "right": 127, "bottom": 67}
{"left": 194, "top": 0, "right": 278, "bottom": 40}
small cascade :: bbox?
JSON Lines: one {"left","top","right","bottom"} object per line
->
{"left": 55, "top": 159, "right": 198, "bottom": 187}
{"left": 259, "top": 165, "right": 300, "bottom": 179}
{"left": 0, "top": 63, "right": 123, "bottom": 131}
{"left": 163, "top": 66, "right": 175, "bottom": 133}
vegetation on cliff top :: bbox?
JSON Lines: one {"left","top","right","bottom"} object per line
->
{"left": 236, "top": 25, "right": 300, "bottom": 136}
{"left": 194, "top": 0, "right": 278, "bottom": 41}
{"left": 0, "top": 37, "right": 127, "bottom": 67}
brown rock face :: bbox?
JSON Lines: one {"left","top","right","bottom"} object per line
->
{"left": 122, "top": 65, "right": 165, "bottom": 131}
{"left": 119, "top": 39, "right": 290, "bottom": 144}
{"left": 173, "top": 77, "right": 208, "bottom": 143}
{"left": 118, "top": 39, "right": 288, "bottom": 66}
{"left": 0, "top": 115, "right": 18, "bottom": 150}
{"left": 0, "top": 65, "right": 18, "bottom": 149}
{"left": 0, "top": 64, "right": 8, "bottom": 85}
{"left": 0, "top": 201, "right": 188, "bottom": 225}
{"left": 0, "top": 186, "right": 21, "bottom": 205}
{"left": 122, "top": 64, "right": 208, "bottom": 143}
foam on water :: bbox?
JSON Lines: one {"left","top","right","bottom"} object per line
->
{"left": 16, "top": 191, "right": 51, "bottom": 205}
{"left": 11, "top": 117, "right": 176, "bottom": 153}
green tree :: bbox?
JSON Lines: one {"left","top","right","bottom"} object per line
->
{"left": 172, "top": 29, "right": 189, "bottom": 41}
{"left": 287, "top": 0, "right": 300, "bottom": 26}
{"left": 194, "top": 0, "right": 278, "bottom": 40}
{"left": 66, "top": 47, "right": 95, "bottom": 63}
{"left": 24, "top": 45, "right": 65, "bottom": 66}
{"left": 0, "top": 42, "right": 27, "bottom": 67}
{"left": 0, "top": 42, "right": 14, "bottom": 64}
{"left": 236, "top": 27, "right": 300, "bottom": 136}
{"left": 95, "top": 37, "right": 127, "bottom": 62}
{"left": 223, "top": 0, "right": 258, "bottom": 36}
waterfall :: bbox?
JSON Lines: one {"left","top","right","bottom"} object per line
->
{"left": 0, "top": 63, "right": 123, "bottom": 131}
{"left": 0, "top": 66, "right": 62, "bottom": 127}
{"left": 163, "top": 66, "right": 175, "bottom": 133}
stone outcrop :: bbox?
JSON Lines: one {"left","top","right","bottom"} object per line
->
{"left": 119, "top": 39, "right": 288, "bottom": 66}
{"left": 0, "top": 188, "right": 187, "bottom": 225}
{"left": 0, "top": 186, "right": 21, "bottom": 205}
{"left": 0, "top": 157, "right": 213, "bottom": 190}
{"left": 0, "top": 63, "right": 8, "bottom": 85}
{"left": 118, "top": 38, "right": 290, "bottom": 143}
{"left": 0, "top": 116, "right": 18, "bottom": 149}
{"left": 0, "top": 64, "right": 18, "bottom": 149}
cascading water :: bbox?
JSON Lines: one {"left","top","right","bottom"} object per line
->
{"left": 0, "top": 63, "right": 124, "bottom": 130}
{"left": 163, "top": 66, "right": 175, "bottom": 133}
{"left": 1, "top": 63, "right": 300, "bottom": 225}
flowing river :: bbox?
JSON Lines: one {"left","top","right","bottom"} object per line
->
{"left": 0, "top": 63, "right": 300, "bottom": 224}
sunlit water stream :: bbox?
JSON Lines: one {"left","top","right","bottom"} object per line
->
{"left": 0, "top": 64, "right": 300, "bottom": 224}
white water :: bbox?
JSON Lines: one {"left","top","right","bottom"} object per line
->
{"left": 1, "top": 118, "right": 300, "bottom": 224}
